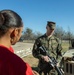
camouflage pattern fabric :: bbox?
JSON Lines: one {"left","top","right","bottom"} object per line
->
{"left": 32, "top": 34, "right": 62, "bottom": 75}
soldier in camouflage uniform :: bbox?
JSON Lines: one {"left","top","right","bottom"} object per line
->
{"left": 32, "top": 21, "right": 62, "bottom": 75}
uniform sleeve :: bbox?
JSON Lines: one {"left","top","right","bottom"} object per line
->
{"left": 56, "top": 38, "right": 62, "bottom": 57}
{"left": 32, "top": 39, "right": 43, "bottom": 59}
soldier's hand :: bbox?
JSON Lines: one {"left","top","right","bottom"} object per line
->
{"left": 41, "top": 55, "right": 49, "bottom": 62}
{"left": 56, "top": 62, "right": 60, "bottom": 67}
{"left": 32, "top": 70, "right": 39, "bottom": 75}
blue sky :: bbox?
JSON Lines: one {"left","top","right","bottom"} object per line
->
{"left": 0, "top": 0, "right": 74, "bottom": 34}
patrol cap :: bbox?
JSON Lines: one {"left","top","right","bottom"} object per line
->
{"left": 47, "top": 21, "right": 56, "bottom": 29}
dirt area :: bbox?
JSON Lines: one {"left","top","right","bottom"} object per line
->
{"left": 12, "top": 42, "right": 34, "bottom": 52}
{"left": 12, "top": 42, "right": 39, "bottom": 68}
{"left": 12, "top": 41, "right": 70, "bottom": 74}
{"left": 22, "top": 55, "right": 38, "bottom": 67}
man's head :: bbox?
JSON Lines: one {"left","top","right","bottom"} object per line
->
{"left": 46, "top": 21, "right": 56, "bottom": 36}
{"left": 47, "top": 21, "right": 56, "bottom": 30}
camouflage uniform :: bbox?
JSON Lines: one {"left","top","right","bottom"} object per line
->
{"left": 32, "top": 34, "right": 62, "bottom": 75}
{"left": 32, "top": 21, "right": 62, "bottom": 75}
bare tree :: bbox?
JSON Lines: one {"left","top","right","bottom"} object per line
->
{"left": 54, "top": 25, "right": 65, "bottom": 40}
{"left": 23, "top": 28, "right": 33, "bottom": 40}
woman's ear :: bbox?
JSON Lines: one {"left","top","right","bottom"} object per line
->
{"left": 10, "top": 29, "right": 15, "bottom": 44}
{"left": 10, "top": 28, "right": 18, "bottom": 38}
{"left": 10, "top": 30, "right": 15, "bottom": 38}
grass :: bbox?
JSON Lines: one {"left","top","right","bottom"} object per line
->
{"left": 62, "top": 41, "right": 69, "bottom": 53}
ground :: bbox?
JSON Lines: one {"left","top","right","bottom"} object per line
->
{"left": 12, "top": 41, "right": 69, "bottom": 73}
{"left": 12, "top": 42, "right": 38, "bottom": 68}
{"left": 22, "top": 54, "right": 39, "bottom": 71}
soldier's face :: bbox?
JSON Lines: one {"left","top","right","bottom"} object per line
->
{"left": 46, "top": 25, "right": 54, "bottom": 36}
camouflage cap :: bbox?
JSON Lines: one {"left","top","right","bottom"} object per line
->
{"left": 47, "top": 21, "right": 56, "bottom": 29}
